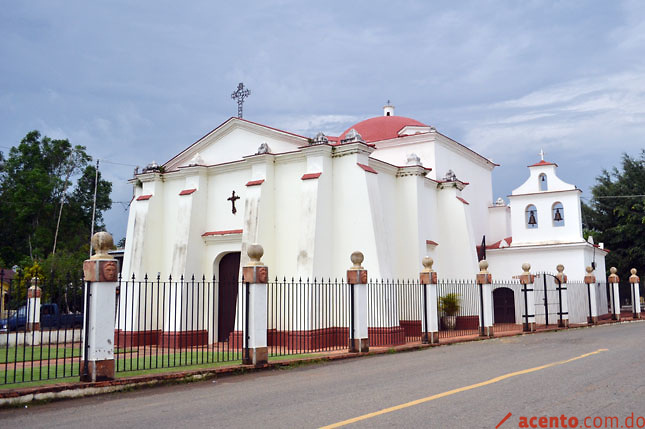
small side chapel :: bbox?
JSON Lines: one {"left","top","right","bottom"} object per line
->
{"left": 484, "top": 156, "right": 608, "bottom": 280}
{"left": 122, "top": 103, "right": 607, "bottom": 284}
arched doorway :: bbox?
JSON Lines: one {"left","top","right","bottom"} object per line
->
{"left": 218, "top": 252, "right": 241, "bottom": 341}
{"left": 493, "top": 287, "right": 516, "bottom": 324}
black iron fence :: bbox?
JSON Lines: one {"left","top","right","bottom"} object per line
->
{"left": 436, "top": 279, "right": 482, "bottom": 338}
{"left": 0, "top": 270, "right": 84, "bottom": 386}
{"left": 367, "top": 279, "right": 423, "bottom": 346}
{"left": 267, "top": 278, "right": 349, "bottom": 357}
{"left": 114, "top": 274, "right": 246, "bottom": 373}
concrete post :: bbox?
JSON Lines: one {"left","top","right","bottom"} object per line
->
{"left": 584, "top": 266, "right": 598, "bottom": 325}
{"left": 26, "top": 277, "right": 42, "bottom": 332}
{"left": 608, "top": 267, "right": 621, "bottom": 321}
{"left": 519, "top": 263, "right": 536, "bottom": 332}
{"left": 81, "top": 232, "right": 118, "bottom": 382}
{"left": 630, "top": 269, "right": 641, "bottom": 319}
{"left": 420, "top": 257, "right": 439, "bottom": 344}
{"left": 241, "top": 244, "right": 268, "bottom": 366}
{"left": 476, "top": 260, "right": 494, "bottom": 338}
{"left": 347, "top": 251, "right": 368, "bottom": 352}
{"left": 555, "top": 264, "right": 570, "bottom": 328}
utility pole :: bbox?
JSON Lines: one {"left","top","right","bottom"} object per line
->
{"left": 89, "top": 159, "right": 99, "bottom": 257}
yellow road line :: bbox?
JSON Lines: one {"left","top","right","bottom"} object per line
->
{"left": 320, "top": 348, "right": 608, "bottom": 429}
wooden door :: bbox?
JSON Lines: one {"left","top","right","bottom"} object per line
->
{"left": 493, "top": 287, "right": 516, "bottom": 324}
{"left": 218, "top": 252, "right": 240, "bottom": 341}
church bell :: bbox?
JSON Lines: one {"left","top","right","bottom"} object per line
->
{"left": 553, "top": 208, "right": 563, "bottom": 222}
{"left": 528, "top": 211, "right": 537, "bottom": 225}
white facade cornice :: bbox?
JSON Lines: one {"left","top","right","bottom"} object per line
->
{"left": 331, "top": 142, "right": 375, "bottom": 158}
{"left": 508, "top": 188, "right": 582, "bottom": 198}
{"left": 396, "top": 165, "right": 429, "bottom": 178}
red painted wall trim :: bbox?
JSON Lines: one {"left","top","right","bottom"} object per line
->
{"left": 456, "top": 196, "right": 470, "bottom": 205}
{"left": 137, "top": 194, "right": 152, "bottom": 201}
{"left": 426, "top": 240, "right": 438, "bottom": 246}
{"left": 179, "top": 188, "right": 196, "bottom": 196}
{"left": 301, "top": 172, "right": 322, "bottom": 180}
{"left": 357, "top": 163, "right": 378, "bottom": 174}
{"left": 246, "top": 179, "right": 265, "bottom": 186}
{"left": 201, "top": 229, "right": 243, "bottom": 237}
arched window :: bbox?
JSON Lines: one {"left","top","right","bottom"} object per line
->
{"left": 539, "top": 173, "right": 548, "bottom": 191}
{"left": 552, "top": 202, "right": 564, "bottom": 227}
{"left": 526, "top": 205, "right": 538, "bottom": 229}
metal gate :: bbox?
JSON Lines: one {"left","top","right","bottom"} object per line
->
{"left": 534, "top": 274, "right": 564, "bottom": 326}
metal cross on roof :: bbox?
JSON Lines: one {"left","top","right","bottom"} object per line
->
{"left": 539, "top": 148, "right": 545, "bottom": 161}
{"left": 231, "top": 82, "right": 251, "bottom": 118}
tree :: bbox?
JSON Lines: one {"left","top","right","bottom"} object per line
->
{"left": 0, "top": 131, "right": 112, "bottom": 267}
{"left": 582, "top": 150, "right": 645, "bottom": 279}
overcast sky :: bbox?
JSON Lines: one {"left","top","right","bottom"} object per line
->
{"left": 1, "top": 1, "right": 644, "bottom": 242}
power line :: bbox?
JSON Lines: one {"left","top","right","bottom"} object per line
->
{"left": 99, "top": 159, "right": 139, "bottom": 167}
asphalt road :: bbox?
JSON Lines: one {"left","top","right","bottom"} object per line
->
{"left": 1, "top": 322, "right": 644, "bottom": 428}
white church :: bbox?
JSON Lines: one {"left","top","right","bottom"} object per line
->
{"left": 121, "top": 104, "right": 608, "bottom": 284}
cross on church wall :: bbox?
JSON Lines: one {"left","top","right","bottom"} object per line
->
{"left": 227, "top": 190, "right": 240, "bottom": 214}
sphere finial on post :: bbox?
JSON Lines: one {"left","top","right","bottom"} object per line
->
{"left": 521, "top": 263, "right": 531, "bottom": 275}
{"left": 519, "top": 263, "right": 534, "bottom": 285}
{"left": 350, "top": 251, "right": 364, "bottom": 270}
{"left": 630, "top": 268, "right": 640, "bottom": 284}
{"left": 584, "top": 265, "right": 596, "bottom": 284}
{"left": 347, "top": 251, "right": 367, "bottom": 284}
{"left": 477, "top": 260, "right": 491, "bottom": 284}
{"left": 608, "top": 266, "right": 620, "bottom": 284}
{"left": 247, "top": 243, "right": 264, "bottom": 266}
{"left": 555, "top": 264, "right": 567, "bottom": 283}
{"left": 90, "top": 231, "right": 115, "bottom": 260}
{"left": 478, "top": 260, "right": 489, "bottom": 274}
{"left": 421, "top": 256, "right": 434, "bottom": 273}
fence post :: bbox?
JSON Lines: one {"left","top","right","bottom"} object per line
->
{"left": 81, "top": 232, "right": 118, "bottom": 382}
{"left": 519, "top": 263, "right": 536, "bottom": 332}
{"left": 420, "top": 257, "right": 439, "bottom": 344}
{"left": 26, "top": 277, "right": 42, "bottom": 332}
{"left": 347, "top": 251, "right": 368, "bottom": 352}
{"left": 630, "top": 269, "right": 641, "bottom": 319}
{"left": 476, "top": 260, "right": 494, "bottom": 338}
{"left": 241, "top": 243, "right": 268, "bottom": 366}
{"left": 584, "top": 266, "right": 598, "bottom": 325}
{"left": 608, "top": 267, "right": 621, "bottom": 321}
{"left": 555, "top": 264, "right": 569, "bottom": 328}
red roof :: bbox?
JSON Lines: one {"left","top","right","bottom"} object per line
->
{"left": 202, "top": 229, "right": 243, "bottom": 237}
{"left": 456, "top": 196, "right": 470, "bottom": 205}
{"left": 357, "top": 163, "right": 378, "bottom": 174}
{"left": 487, "top": 237, "right": 513, "bottom": 249}
{"left": 301, "top": 173, "right": 322, "bottom": 180}
{"left": 528, "top": 160, "right": 558, "bottom": 167}
{"left": 137, "top": 194, "right": 152, "bottom": 201}
{"left": 246, "top": 179, "right": 265, "bottom": 186}
{"left": 179, "top": 188, "right": 196, "bottom": 196}
{"left": 339, "top": 116, "right": 428, "bottom": 143}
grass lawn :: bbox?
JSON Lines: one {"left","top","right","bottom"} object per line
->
{"left": 1, "top": 350, "right": 323, "bottom": 389}
{"left": 0, "top": 346, "right": 80, "bottom": 364}
{"left": 0, "top": 362, "right": 80, "bottom": 389}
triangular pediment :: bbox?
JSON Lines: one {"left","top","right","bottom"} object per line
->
{"left": 164, "top": 118, "right": 309, "bottom": 171}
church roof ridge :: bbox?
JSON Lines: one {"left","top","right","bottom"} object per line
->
{"left": 528, "top": 159, "right": 558, "bottom": 168}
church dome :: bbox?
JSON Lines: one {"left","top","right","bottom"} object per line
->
{"left": 339, "top": 115, "right": 428, "bottom": 143}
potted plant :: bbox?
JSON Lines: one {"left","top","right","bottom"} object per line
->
{"left": 439, "top": 293, "right": 461, "bottom": 330}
